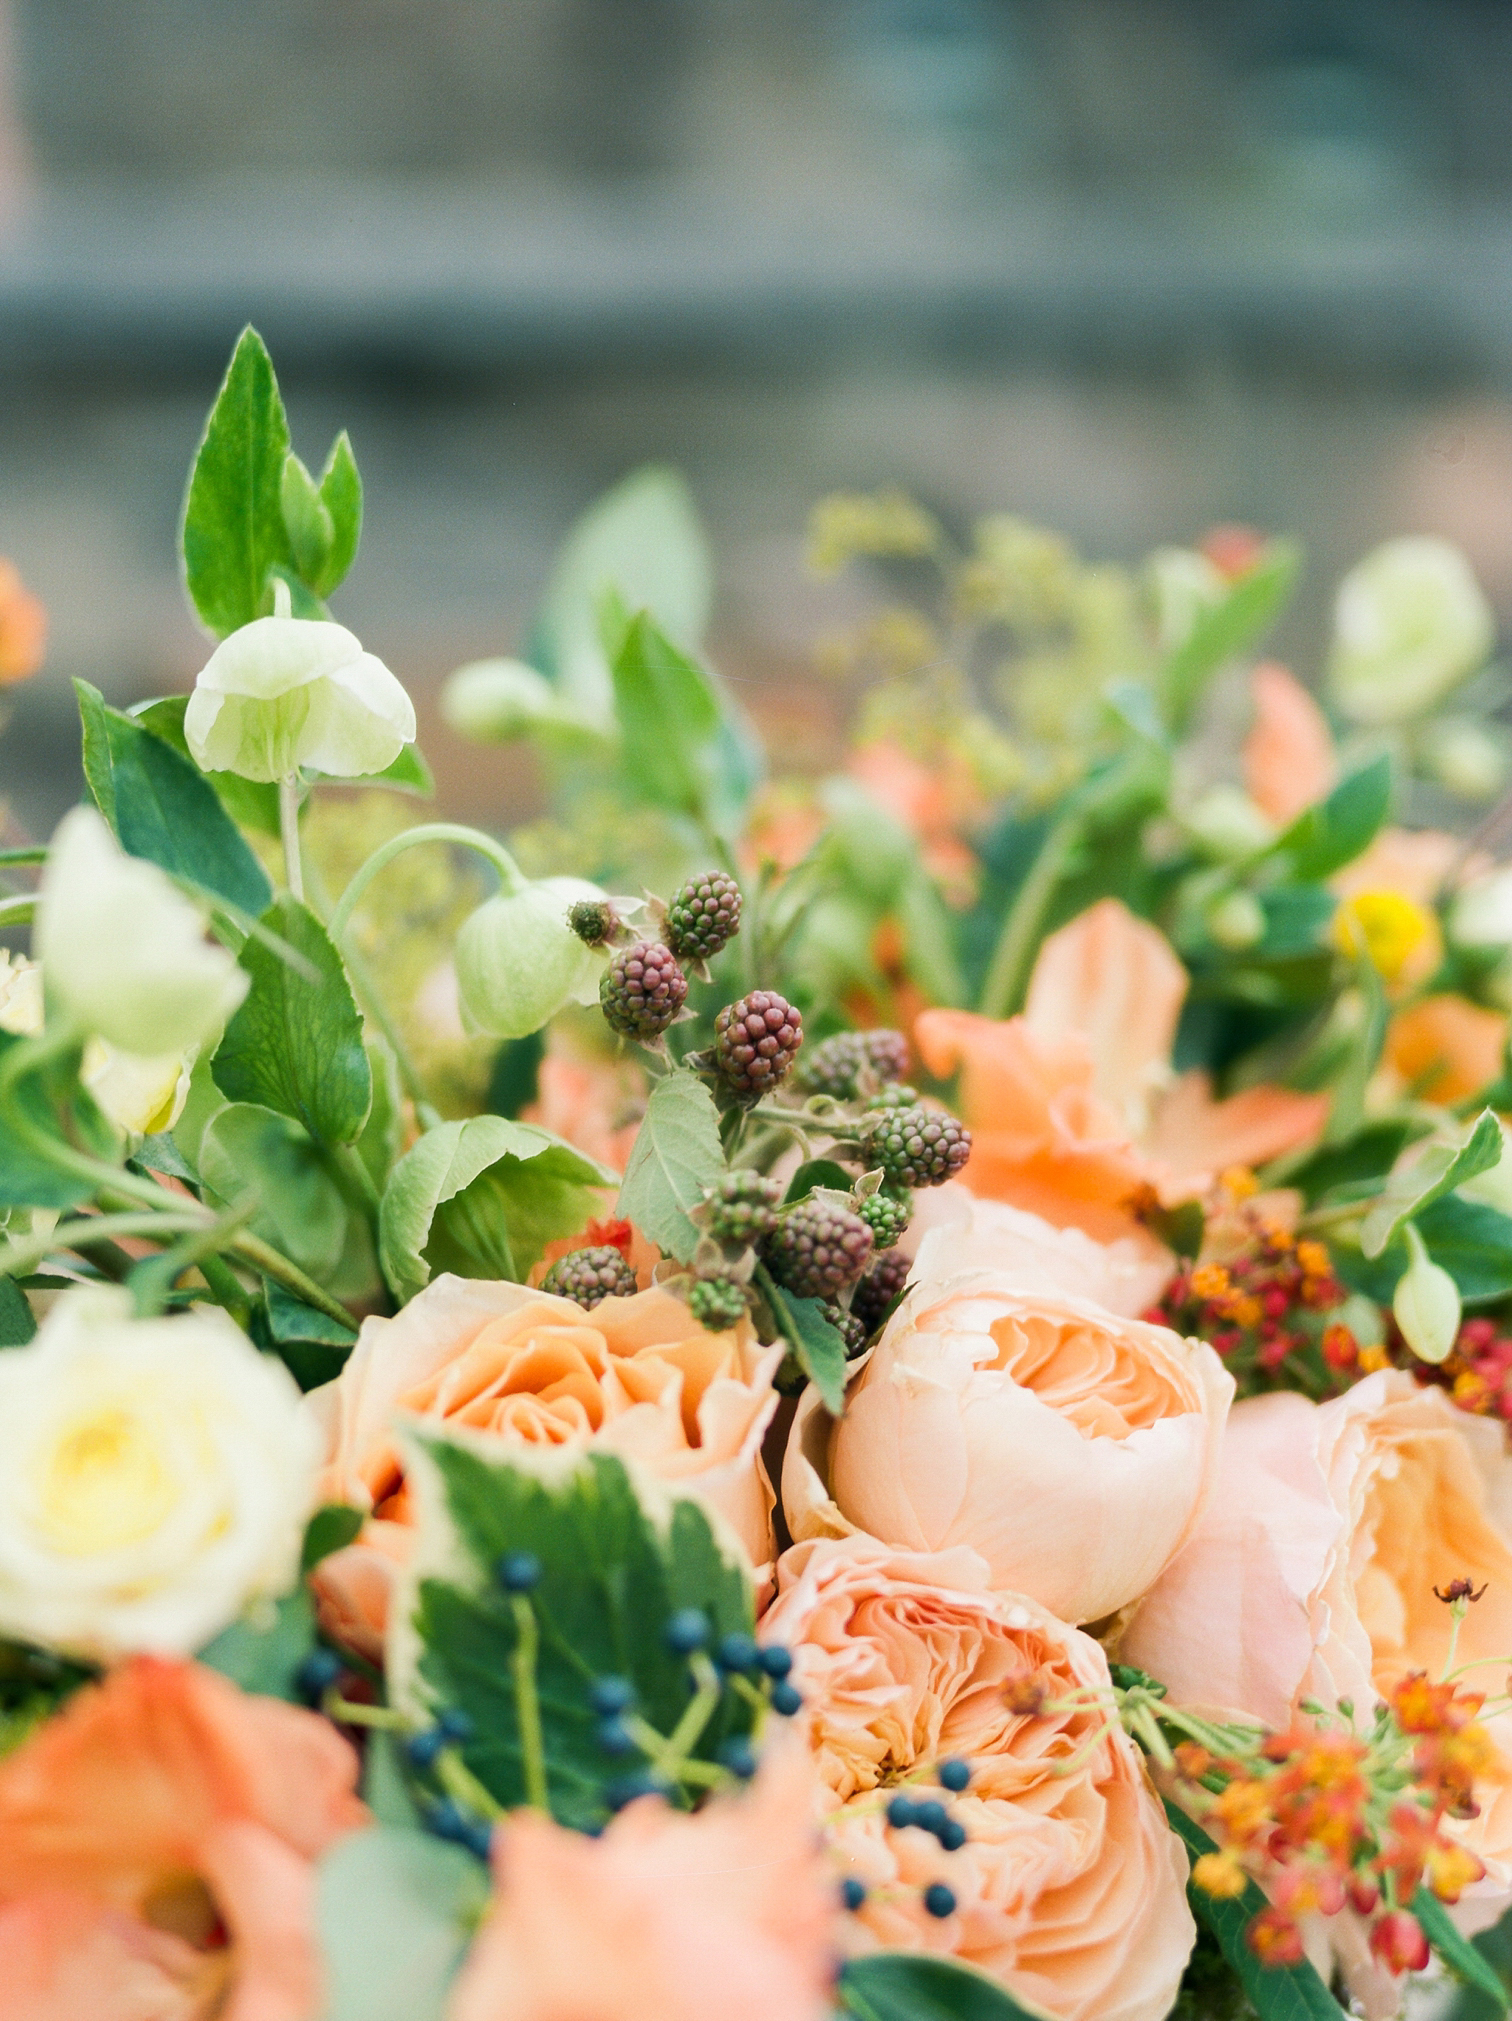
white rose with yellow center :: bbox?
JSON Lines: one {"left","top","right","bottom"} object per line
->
{"left": 0, "top": 1289, "right": 320, "bottom": 1660}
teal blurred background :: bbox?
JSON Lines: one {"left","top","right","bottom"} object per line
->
{"left": 4, "top": 1, "right": 1512, "bottom": 835}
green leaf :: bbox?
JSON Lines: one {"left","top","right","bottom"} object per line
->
{"left": 380, "top": 1117, "right": 614, "bottom": 1304}
{"left": 1163, "top": 1802, "right": 1347, "bottom": 2021}
{"left": 364, "top": 742, "right": 434, "bottom": 795}
{"left": 129, "top": 694, "right": 282, "bottom": 836}
{"left": 315, "top": 430, "right": 364, "bottom": 597}
{"left": 1283, "top": 1121, "right": 1417, "bottom": 1206}
{"left": 785, "top": 1158, "right": 856, "bottom": 1203}
{"left": 258, "top": 1279, "right": 358, "bottom": 1390}
{"left": 1142, "top": 1197, "right": 1206, "bottom": 1260}
{"left": 0, "top": 1030, "right": 119, "bottom": 1210}
{"left": 212, "top": 897, "right": 372, "bottom": 1147}
{"left": 610, "top": 610, "right": 724, "bottom": 822}
{"left": 0, "top": 1275, "right": 36, "bottom": 1346}
{"left": 1360, "top": 1110, "right": 1502, "bottom": 1259}
{"left": 1339, "top": 1193, "right": 1512, "bottom": 1304}
{"left": 616, "top": 1071, "right": 723, "bottom": 1264}
{"left": 197, "top": 1585, "right": 316, "bottom": 1701}
{"left": 315, "top": 1826, "right": 484, "bottom": 2021}
{"left": 1159, "top": 541, "right": 1300, "bottom": 732}
{"left": 200, "top": 1102, "right": 352, "bottom": 1279}
{"left": 759, "top": 1269, "right": 847, "bottom": 1415}
{"left": 280, "top": 451, "right": 335, "bottom": 586}
{"left": 1323, "top": 953, "right": 1388, "bottom": 1146}
{"left": 1274, "top": 756, "right": 1393, "bottom": 884}
{"left": 362, "top": 1730, "right": 424, "bottom": 1831}
{"left": 391, "top": 1436, "right": 756, "bottom": 1831}
{"left": 302, "top": 1503, "right": 366, "bottom": 1573}
{"left": 838, "top": 1954, "right": 1049, "bottom": 2021}
{"left": 75, "top": 680, "right": 272, "bottom": 914}
{"left": 181, "top": 326, "right": 296, "bottom": 638}
{"left": 1413, "top": 1889, "right": 1510, "bottom": 2011}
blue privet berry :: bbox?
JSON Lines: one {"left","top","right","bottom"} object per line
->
{"left": 938, "top": 1820, "right": 968, "bottom": 1853}
{"left": 406, "top": 1727, "right": 447, "bottom": 1770}
{"left": 605, "top": 1771, "right": 668, "bottom": 1811}
{"left": 596, "top": 1717, "right": 638, "bottom": 1756}
{"left": 841, "top": 1878, "right": 868, "bottom": 1912}
{"left": 769, "top": 1680, "right": 803, "bottom": 1717}
{"left": 438, "top": 1709, "right": 475, "bottom": 1744}
{"left": 589, "top": 1675, "right": 635, "bottom": 1717}
{"left": 463, "top": 1818, "right": 495, "bottom": 1861}
{"left": 495, "top": 1550, "right": 542, "bottom": 1594}
{"left": 912, "top": 1799, "right": 949, "bottom": 1837}
{"left": 757, "top": 1644, "right": 793, "bottom": 1679}
{"left": 886, "top": 1795, "right": 918, "bottom": 1830}
{"left": 937, "top": 1757, "right": 971, "bottom": 1792}
{"left": 719, "top": 1736, "right": 759, "bottom": 1779}
{"left": 294, "top": 1647, "right": 344, "bottom": 1702}
{"left": 922, "top": 1884, "right": 957, "bottom": 1919}
{"left": 665, "top": 1608, "right": 710, "bottom": 1654}
{"left": 426, "top": 1798, "right": 469, "bottom": 1842}
{"left": 716, "top": 1632, "right": 760, "bottom": 1674}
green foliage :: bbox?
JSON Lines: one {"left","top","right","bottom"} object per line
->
{"left": 380, "top": 1117, "right": 614, "bottom": 1303}
{"left": 213, "top": 897, "right": 372, "bottom": 1147}
{"left": 256, "top": 1280, "right": 358, "bottom": 1391}
{"left": 75, "top": 678, "right": 272, "bottom": 914}
{"left": 315, "top": 1826, "right": 485, "bottom": 2021}
{"left": 1337, "top": 1193, "right": 1512, "bottom": 1304}
{"left": 608, "top": 608, "right": 759, "bottom": 833}
{"left": 758, "top": 1268, "right": 848, "bottom": 1413}
{"left": 615, "top": 1070, "right": 725, "bottom": 1264}
{"left": 200, "top": 1101, "right": 364, "bottom": 1283}
{"left": 301, "top": 1503, "right": 366, "bottom": 1572}
{"left": 1359, "top": 1110, "right": 1502, "bottom": 1259}
{"left": 785, "top": 1158, "right": 856, "bottom": 1202}
{"left": 130, "top": 693, "right": 281, "bottom": 835}
{"left": 1272, "top": 757, "right": 1393, "bottom": 884}
{"left": 1412, "top": 1889, "right": 1510, "bottom": 2012}
{"left": 197, "top": 1584, "right": 317, "bottom": 1701}
{"left": 1435, "top": 1899, "right": 1512, "bottom": 2021}
{"left": 1282, "top": 1122, "right": 1418, "bottom": 1205}
{"left": 1160, "top": 541, "right": 1300, "bottom": 732}
{"left": 313, "top": 431, "right": 364, "bottom": 597}
{"left": 0, "top": 1274, "right": 36, "bottom": 1345}
{"left": 837, "top": 1955, "right": 1050, "bottom": 2021}
{"left": 0, "top": 1031, "right": 119, "bottom": 1210}
{"left": 390, "top": 1436, "right": 757, "bottom": 1830}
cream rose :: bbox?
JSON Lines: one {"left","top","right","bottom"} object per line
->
{"left": 812, "top": 1267, "right": 1232, "bottom": 1624}
{"left": 900, "top": 1184, "right": 1175, "bottom": 1318}
{"left": 307, "top": 1275, "right": 780, "bottom": 1659}
{"left": 1123, "top": 1372, "right": 1512, "bottom": 1903}
{"left": 0, "top": 1289, "right": 319, "bottom": 1660}
{"left": 761, "top": 1536, "right": 1193, "bottom": 2021}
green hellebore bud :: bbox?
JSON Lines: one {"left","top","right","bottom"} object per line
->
{"left": 185, "top": 614, "right": 416, "bottom": 783}
{"left": 441, "top": 659, "right": 557, "bottom": 742}
{"left": 454, "top": 875, "right": 611, "bottom": 1040}
{"left": 1183, "top": 785, "right": 1275, "bottom": 862}
{"left": 1392, "top": 1223, "right": 1461, "bottom": 1367}
{"left": 1327, "top": 537, "right": 1493, "bottom": 728}
{"left": 1205, "top": 888, "right": 1266, "bottom": 951}
{"left": 36, "top": 807, "right": 248, "bottom": 1056}
{"left": 1420, "top": 716, "right": 1507, "bottom": 803}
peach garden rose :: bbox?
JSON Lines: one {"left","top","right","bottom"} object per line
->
{"left": 307, "top": 1274, "right": 781, "bottom": 1659}
{"left": 760, "top": 1536, "right": 1194, "bottom": 2021}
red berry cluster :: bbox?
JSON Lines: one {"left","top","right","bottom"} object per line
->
{"left": 1413, "top": 1316, "right": 1512, "bottom": 1423}
{"left": 1145, "top": 1215, "right": 1345, "bottom": 1397}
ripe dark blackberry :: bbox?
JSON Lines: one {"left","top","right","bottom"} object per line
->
{"left": 865, "top": 1105, "right": 972, "bottom": 1188}
{"left": 858, "top": 1190, "right": 911, "bottom": 1250}
{"left": 688, "top": 1275, "right": 748, "bottom": 1331}
{"left": 542, "top": 1246, "right": 638, "bottom": 1309}
{"left": 765, "top": 1198, "right": 873, "bottom": 1300}
{"left": 822, "top": 1301, "right": 868, "bottom": 1358}
{"left": 702, "top": 1170, "right": 784, "bottom": 1245}
{"left": 666, "top": 871, "right": 743, "bottom": 963}
{"left": 714, "top": 991, "right": 803, "bottom": 1101}
{"left": 568, "top": 898, "right": 619, "bottom": 947}
{"left": 797, "top": 1028, "right": 911, "bottom": 1099}
{"left": 852, "top": 1248, "right": 911, "bottom": 1335}
{"left": 600, "top": 941, "right": 688, "bottom": 1041}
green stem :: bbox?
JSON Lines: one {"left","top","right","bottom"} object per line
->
{"left": 302, "top": 858, "right": 441, "bottom": 1128}
{"left": 195, "top": 1251, "right": 253, "bottom": 1325}
{"left": 510, "top": 1594, "right": 549, "bottom": 1812}
{"left": 229, "top": 1231, "right": 360, "bottom": 1332}
{"left": 0, "top": 846, "right": 46, "bottom": 868}
{"left": 279, "top": 774, "right": 305, "bottom": 902}
{"left": 327, "top": 823, "right": 527, "bottom": 950}
{"left": 436, "top": 1748, "right": 505, "bottom": 1822}
{"left": 0, "top": 894, "right": 36, "bottom": 929}
{"left": 977, "top": 807, "right": 1082, "bottom": 1020}
{"left": 0, "top": 1209, "right": 207, "bottom": 1280}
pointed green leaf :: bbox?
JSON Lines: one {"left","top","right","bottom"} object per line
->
{"left": 301, "top": 1503, "right": 366, "bottom": 1573}
{"left": 316, "top": 429, "right": 364, "bottom": 597}
{"left": 1160, "top": 541, "right": 1300, "bottom": 732}
{"left": 610, "top": 610, "right": 722, "bottom": 822}
{"left": 0, "top": 1030, "right": 119, "bottom": 1210}
{"left": 181, "top": 326, "right": 296, "bottom": 638}
{"left": 0, "top": 1275, "right": 36, "bottom": 1346}
{"left": 279, "top": 451, "right": 335, "bottom": 586}
{"left": 757, "top": 1269, "right": 848, "bottom": 1414}
{"left": 129, "top": 694, "right": 282, "bottom": 836}
{"left": 199, "top": 1102, "right": 352, "bottom": 1281}
{"left": 1339, "top": 1193, "right": 1512, "bottom": 1305}
{"left": 839, "top": 1954, "right": 1051, "bottom": 2021}
{"left": 197, "top": 1585, "right": 316, "bottom": 1701}
{"left": 1413, "top": 1888, "right": 1510, "bottom": 2011}
{"left": 315, "top": 1827, "right": 484, "bottom": 2021}
{"left": 1275, "top": 755, "right": 1393, "bottom": 884}
{"left": 616, "top": 1070, "right": 724, "bottom": 1263}
{"left": 1361, "top": 1110, "right": 1502, "bottom": 1258}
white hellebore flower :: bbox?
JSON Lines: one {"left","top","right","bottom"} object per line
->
{"left": 36, "top": 807, "right": 247, "bottom": 1056}
{"left": 0, "top": 948, "right": 189, "bottom": 1134}
{"left": 185, "top": 613, "right": 416, "bottom": 782}
{"left": 0, "top": 1288, "right": 320, "bottom": 1660}
{"left": 454, "top": 874, "right": 614, "bottom": 1040}
{"left": 1327, "top": 536, "right": 1494, "bottom": 727}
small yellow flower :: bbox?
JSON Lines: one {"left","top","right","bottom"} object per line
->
{"left": 1333, "top": 888, "right": 1443, "bottom": 985}
{"left": 1192, "top": 1851, "right": 1248, "bottom": 1899}
{"left": 1190, "top": 1263, "right": 1232, "bottom": 1300}
{"left": 1359, "top": 1342, "right": 1392, "bottom": 1373}
{"left": 1220, "top": 1166, "right": 1260, "bottom": 1201}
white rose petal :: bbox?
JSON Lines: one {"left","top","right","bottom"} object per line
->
{"left": 1328, "top": 536, "right": 1494, "bottom": 726}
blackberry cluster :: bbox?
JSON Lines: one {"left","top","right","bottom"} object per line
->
{"left": 714, "top": 991, "right": 803, "bottom": 1101}
{"left": 797, "top": 1028, "right": 911, "bottom": 1100}
{"left": 688, "top": 1275, "right": 749, "bottom": 1332}
{"left": 852, "top": 1248, "right": 910, "bottom": 1335}
{"left": 702, "top": 1170, "right": 784, "bottom": 1245}
{"left": 666, "top": 871, "right": 743, "bottom": 963}
{"left": 865, "top": 1105, "right": 972, "bottom": 1188}
{"left": 822, "top": 1301, "right": 868, "bottom": 1358}
{"left": 542, "top": 1246, "right": 638, "bottom": 1309}
{"left": 765, "top": 1198, "right": 873, "bottom": 1300}
{"left": 600, "top": 941, "right": 688, "bottom": 1040}
{"left": 568, "top": 898, "right": 619, "bottom": 947}
{"left": 865, "top": 1085, "right": 920, "bottom": 1112}
{"left": 858, "top": 1190, "right": 911, "bottom": 1250}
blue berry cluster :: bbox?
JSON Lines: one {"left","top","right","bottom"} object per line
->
{"left": 839, "top": 1758, "right": 973, "bottom": 1923}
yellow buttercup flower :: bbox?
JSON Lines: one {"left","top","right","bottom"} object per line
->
{"left": 1333, "top": 887, "right": 1443, "bottom": 984}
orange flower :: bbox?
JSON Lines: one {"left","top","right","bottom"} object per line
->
{"left": 0, "top": 559, "right": 45, "bottom": 685}
{"left": 0, "top": 1657, "right": 367, "bottom": 2020}
{"left": 522, "top": 1031, "right": 646, "bottom": 1174}
{"left": 1383, "top": 995, "right": 1507, "bottom": 1105}
{"left": 1242, "top": 663, "right": 1337, "bottom": 828}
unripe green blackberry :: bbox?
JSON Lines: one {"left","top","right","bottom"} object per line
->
{"left": 797, "top": 1028, "right": 911, "bottom": 1099}
{"left": 666, "top": 871, "right": 743, "bottom": 963}
{"left": 542, "top": 1246, "right": 638, "bottom": 1309}
{"left": 864, "top": 1105, "right": 971, "bottom": 1188}
{"left": 689, "top": 1275, "right": 749, "bottom": 1331}
{"left": 852, "top": 1248, "right": 911, "bottom": 1335}
{"left": 822, "top": 1302, "right": 868, "bottom": 1358}
{"left": 766, "top": 1198, "right": 873, "bottom": 1300}
{"left": 568, "top": 898, "right": 619, "bottom": 947}
{"left": 865, "top": 1084, "right": 920, "bottom": 1112}
{"left": 714, "top": 991, "right": 803, "bottom": 1100}
{"left": 703, "top": 1170, "right": 784, "bottom": 1245}
{"left": 600, "top": 941, "right": 688, "bottom": 1040}
{"left": 858, "top": 1190, "right": 911, "bottom": 1250}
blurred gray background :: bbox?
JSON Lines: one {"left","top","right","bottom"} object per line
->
{"left": 4, "top": 0, "right": 1512, "bottom": 836}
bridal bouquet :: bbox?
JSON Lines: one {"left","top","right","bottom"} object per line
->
{"left": 7, "top": 332, "right": 1512, "bottom": 2021}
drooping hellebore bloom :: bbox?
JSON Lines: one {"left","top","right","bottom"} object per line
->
{"left": 454, "top": 875, "right": 614, "bottom": 1040}
{"left": 185, "top": 613, "right": 415, "bottom": 782}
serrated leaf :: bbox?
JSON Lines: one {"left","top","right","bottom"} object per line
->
{"left": 196, "top": 1585, "right": 316, "bottom": 1701}
{"left": 316, "top": 430, "right": 364, "bottom": 598}
{"left": 389, "top": 1436, "right": 756, "bottom": 1831}
{"left": 315, "top": 1826, "right": 484, "bottom": 2021}
{"left": 1361, "top": 1110, "right": 1502, "bottom": 1258}
{"left": 1413, "top": 1888, "right": 1510, "bottom": 2011}
{"left": 181, "top": 326, "right": 296, "bottom": 638}
{"left": 212, "top": 897, "right": 371, "bottom": 1147}
{"left": 759, "top": 1270, "right": 847, "bottom": 1415}
{"left": 838, "top": 1954, "right": 1050, "bottom": 2021}
{"left": 616, "top": 1071, "right": 724, "bottom": 1263}
{"left": 200, "top": 1102, "right": 352, "bottom": 1280}
{"left": 380, "top": 1117, "right": 614, "bottom": 1304}
{"left": 1275, "top": 755, "right": 1393, "bottom": 884}
{"left": 1160, "top": 541, "right": 1300, "bottom": 732}
{"left": 75, "top": 679, "right": 272, "bottom": 914}
{"left": 1164, "top": 1802, "right": 1347, "bottom": 2021}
